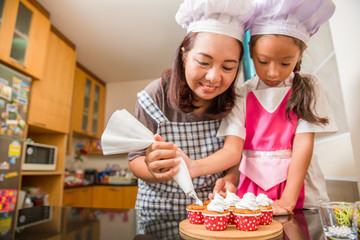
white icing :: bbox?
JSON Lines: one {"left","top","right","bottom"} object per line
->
{"left": 207, "top": 193, "right": 230, "bottom": 213}
{"left": 224, "top": 190, "right": 240, "bottom": 206}
{"left": 256, "top": 193, "right": 273, "bottom": 206}
{"left": 235, "top": 192, "right": 259, "bottom": 210}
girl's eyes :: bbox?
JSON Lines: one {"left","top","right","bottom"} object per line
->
{"left": 281, "top": 63, "right": 291, "bottom": 66}
{"left": 258, "top": 60, "right": 291, "bottom": 67}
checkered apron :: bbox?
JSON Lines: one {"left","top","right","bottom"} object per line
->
{"left": 136, "top": 90, "right": 225, "bottom": 239}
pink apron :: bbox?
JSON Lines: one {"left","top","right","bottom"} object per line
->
{"left": 237, "top": 88, "right": 305, "bottom": 209}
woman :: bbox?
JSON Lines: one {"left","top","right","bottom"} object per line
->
{"left": 127, "top": 0, "right": 254, "bottom": 238}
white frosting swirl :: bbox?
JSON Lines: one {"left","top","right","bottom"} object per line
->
{"left": 207, "top": 193, "right": 230, "bottom": 213}
{"left": 225, "top": 191, "right": 240, "bottom": 206}
{"left": 235, "top": 192, "right": 259, "bottom": 210}
{"left": 256, "top": 193, "right": 273, "bottom": 206}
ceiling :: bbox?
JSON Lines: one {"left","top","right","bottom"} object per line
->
{"left": 37, "top": 0, "right": 185, "bottom": 84}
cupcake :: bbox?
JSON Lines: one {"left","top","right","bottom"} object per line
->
{"left": 256, "top": 193, "right": 274, "bottom": 225}
{"left": 224, "top": 191, "right": 241, "bottom": 225}
{"left": 186, "top": 203, "right": 205, "bottom": 224}
{"left": 202, "top": 193, "right": 230, "bottom": 231}
{"left": 233, "top": 192, "right": 261, "bottom": 231}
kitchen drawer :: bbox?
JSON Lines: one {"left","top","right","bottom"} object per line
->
{"left": 92, "top": 185, "right": 137, "bottom": 209}
{"left": 63, "top": 187, "right": 93, "bottom": 208}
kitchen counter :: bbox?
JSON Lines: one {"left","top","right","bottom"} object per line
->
{"left": 64, "top": 181, "right": 138, "bottom": 189}
{"left": 2, "top": 206, "right": 326, "bottom": 240}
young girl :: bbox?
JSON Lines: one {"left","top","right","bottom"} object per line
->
{"left": 215, "top": 0, "right": 337, "bottom": 215}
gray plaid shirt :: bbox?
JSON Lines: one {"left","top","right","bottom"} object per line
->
{"left": 135, "top": 90, "right": 225, "bottom": 239}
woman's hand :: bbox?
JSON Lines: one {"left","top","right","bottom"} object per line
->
{"left": 144, "top": 134, "right": 181, "bottom": 182}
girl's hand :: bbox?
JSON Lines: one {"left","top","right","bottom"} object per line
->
{"left": 177, "top": 149, "right": 196, "bottom": 178}
{"left": 144, "top": 134, "right": 181, "bottom": 182}
{"left": 272, "top": 199, "right": 295, "bottom": 216}
{"left": 208, "top": 177, "right": 237, "bottom": 199}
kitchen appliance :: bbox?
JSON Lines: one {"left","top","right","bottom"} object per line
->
{"left": 84, "top": 169, "right": 98, "bottom": 184}
{"left": 22, "top": 142, "right": 57, "bottom": 171}
{"left": 0, "top": 63, "right": 32, "bottom": 239}
{"left": 16, "top": 205, "right": 52, "bottom": 228}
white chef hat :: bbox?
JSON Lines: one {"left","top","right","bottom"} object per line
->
{"left": 175, "top": 0, "right": 255, "bottom": 42}
{"left": 250, "top": 0, "right": 336, "bottom": 44}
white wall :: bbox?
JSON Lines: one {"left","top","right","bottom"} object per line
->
{"left": 328, "top": 0, "right": 360, "bottom": 193}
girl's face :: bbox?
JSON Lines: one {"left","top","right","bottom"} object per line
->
{"left": 251, "top": 35, "right": 303, "bottom": 87}
{"left": 183, "top": 32, "right": 241, "bottom": 107}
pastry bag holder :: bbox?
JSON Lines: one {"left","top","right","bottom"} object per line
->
{"left": 101, "top": 109, "right": 203, "bottom": 206}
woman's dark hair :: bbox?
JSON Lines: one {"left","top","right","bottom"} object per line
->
{"left": 162, "top": 32, "right": 243, "bottom": 117}
{"left": 249, "top": 34, "right": 328, "bottom": 125}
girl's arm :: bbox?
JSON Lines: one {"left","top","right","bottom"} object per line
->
{"left": 128, "top": 135, "right": 181, "bottom": 183}
{"left": 183, "top": 135, "right": 244, "bottom": 178}
{"left": 274, "top": 132, "right": 314, "bottom": 214}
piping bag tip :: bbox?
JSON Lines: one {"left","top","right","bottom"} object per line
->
{"left": 188, "top": 191, "right": 203, "bottom": 206}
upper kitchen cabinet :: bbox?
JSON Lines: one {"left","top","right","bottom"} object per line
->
{"left": 0, "top": 0, "right": 50, "bottom": 80}
{"left": 28, "top": 26, "right": 76, "bottom": 133}
{"left": 71, "top": 64, "right": 106, "bottom": 139}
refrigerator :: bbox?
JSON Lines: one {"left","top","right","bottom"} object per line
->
{"left": 0, "top": 63, "right": 31, "bottom": 239}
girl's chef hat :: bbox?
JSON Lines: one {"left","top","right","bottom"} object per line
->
{"left": 175, "top": 0, "right": 254, "bottom": 42}
{"left": 250, "top": 0, "right": 335, "bottom": 43}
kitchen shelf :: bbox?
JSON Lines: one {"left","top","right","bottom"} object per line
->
{"left": 21, "top": 171, "right": 63, "bottom": 176}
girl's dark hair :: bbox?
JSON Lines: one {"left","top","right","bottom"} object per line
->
{"left": 250, "top": 35, "right": 328, "bottom": 125}
{"left": 162, "top": 32, "right": 243, "bottom": 117}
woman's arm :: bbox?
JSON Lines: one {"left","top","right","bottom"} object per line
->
{"left": 275, "top": 132, "right": 314, "bottom": 215}
{"left": 184, "top": 135, "right": 243, "bottom": 178}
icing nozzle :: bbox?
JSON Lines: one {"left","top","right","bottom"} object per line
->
{"left": 188, "top": 190, "right": 203, "bottom": 206}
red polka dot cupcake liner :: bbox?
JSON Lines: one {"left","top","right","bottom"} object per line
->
{"left": 260, "top": 209, "right": 273, "bottom": 225}
{"left": 202, "top": 213, "right": 229, "bottom": 231}
{"left": 234, "top": 213, "right": 261, "bottom": 231}
{"left": 227, "top": 210, "right": 236, "bottom": 225}
{"left": 186, "top": 210, "right": 204, "bottom": 224}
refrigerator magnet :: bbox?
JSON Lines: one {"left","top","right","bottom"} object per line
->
{"left": 8, "top": 140, "right": 21, "bottom": 158}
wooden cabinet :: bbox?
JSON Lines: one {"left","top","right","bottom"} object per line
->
{"left": 27, "top": 26, "right": 76, "bottom": 133}
{"left": 71, "top": 64, "right": 106, "bottom": 139}
{"left": 0, "top": 0, "right": 50, "bottom": 80}
{"left": 92, "top": 185, "right": 138, "bottom": 209}
{"left": 21, "top": 26, "right": 76, "bottom": 207}
{"left": 62, "top": 185, "right": 138, "bottom": 209}
{"left": 63, "top": 187, "right": 93, "bottom": 208}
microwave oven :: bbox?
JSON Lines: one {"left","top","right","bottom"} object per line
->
{"left": 22, "top": 142, "right": 57, "bottom": 171}
{"left": 17, "top": 206, "right": 52, "bottom": 228}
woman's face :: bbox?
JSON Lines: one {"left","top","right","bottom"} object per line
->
{"left": 251, "top": 35, "right": 303, "bottom": 87}
{"left": 183, "top": 32, "right": 241, "bottom": 106}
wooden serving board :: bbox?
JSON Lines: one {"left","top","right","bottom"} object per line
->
{"left": 179, "top": 219, "right": 283, "bottom": 240}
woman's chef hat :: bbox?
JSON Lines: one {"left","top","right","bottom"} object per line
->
{"left": 175, "top": 0, "right": 254, "bottom": 42}
{"left": 250, "top": 0, "right": 335, "bottom": 43}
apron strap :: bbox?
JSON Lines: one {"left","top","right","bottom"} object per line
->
{"left": 137, "top": 90, "right": 169, "bottom": 124}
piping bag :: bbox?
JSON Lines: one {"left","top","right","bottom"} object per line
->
{"left": 101, "top": 109, "right": 203, "bottom": 206}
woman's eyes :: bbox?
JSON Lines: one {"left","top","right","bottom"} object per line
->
{"left": 197, "top": 60, "right": 209, "bottom": 66}
{"left": 196, "top": 60, "right": 235, "bottom": 71}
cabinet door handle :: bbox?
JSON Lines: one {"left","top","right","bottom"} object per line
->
{"left": 109, "top": 187, "right": 121, "bottom": 191}
{"left": 66, "top": 190, "right": 75, "bottom": 193}
{"left": 33, "top": 121, "right": 46, "bottom": 127}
